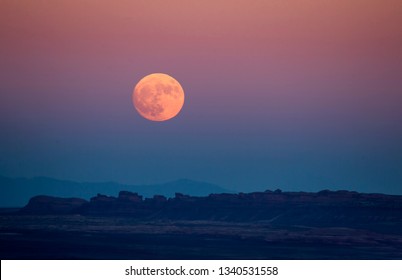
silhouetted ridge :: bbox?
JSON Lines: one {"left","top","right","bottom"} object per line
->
{"left": 19, "top": 190, "right": 402, "bottom": 233}
{"left": 0, "top": 176, "right": 231, "bottom": 207}
{"left": 20, "top": 195, "right": 88, "bottom": 215}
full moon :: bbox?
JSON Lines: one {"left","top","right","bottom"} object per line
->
{"left": 132, "top": 73, "right": 185, "bottom": 122}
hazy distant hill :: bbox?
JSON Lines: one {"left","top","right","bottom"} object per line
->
{"left": 0, "top": 176, "right": 231, "bottom": 207}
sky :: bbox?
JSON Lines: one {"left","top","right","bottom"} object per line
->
{"left": 1, "top": 0, "right": 401, "bottom": 194}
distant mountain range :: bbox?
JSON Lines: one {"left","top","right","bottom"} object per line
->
{"left": 0, "top": 176, "right": 232, "bottom": 207}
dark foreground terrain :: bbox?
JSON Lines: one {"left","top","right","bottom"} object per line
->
{"left": 1, "top": 190, "right": 402, "bottom": 259}
{"left": 1, "top": 215, "right": 402, "bottom": 259}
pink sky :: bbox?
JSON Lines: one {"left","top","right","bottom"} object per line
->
{"left": 1, "top": 1, "right": 401, "bottom": 192}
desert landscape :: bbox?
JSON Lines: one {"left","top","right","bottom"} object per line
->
{"left": 1, "top": 190, "right": 402, "bottom": 259}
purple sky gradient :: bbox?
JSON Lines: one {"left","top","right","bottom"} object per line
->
{"left": 1, "top": 1, "right": 401, "bottom": 193}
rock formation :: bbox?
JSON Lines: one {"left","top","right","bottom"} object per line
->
{"left": 20, "top": 195, "right": 88, "bottom": 215}
{"left": 20, "top": 190, "right": 402, "bottom": 233}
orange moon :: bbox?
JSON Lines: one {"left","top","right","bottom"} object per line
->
{"left": 132, "top": 73, "right": 185, "bottom": 122}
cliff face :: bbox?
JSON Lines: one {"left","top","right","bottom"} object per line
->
{"left": 20, "top": 190, "right": 402, "bottom": 233}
